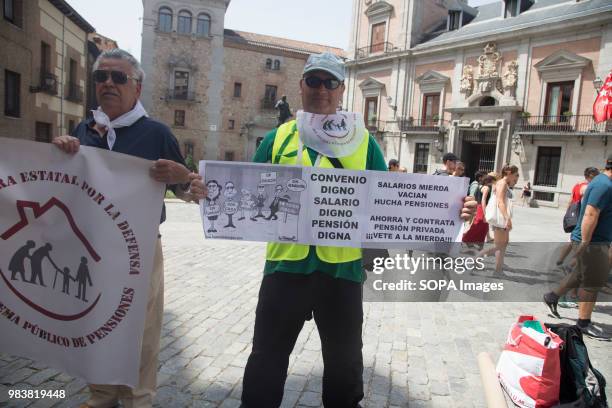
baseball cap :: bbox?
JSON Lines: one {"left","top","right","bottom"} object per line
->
{"left": 442, "top": 152, "right": 459, "bottom": 162}
{"left": 303, "top": 52, "right": 345, "bottom": 81}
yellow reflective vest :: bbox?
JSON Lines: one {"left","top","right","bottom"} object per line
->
{"left": 266, "top": 119, "right": 369, "bottom": 264}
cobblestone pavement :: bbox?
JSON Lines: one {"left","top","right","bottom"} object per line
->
{"left": 1, "top": 202, "right": 610, "bottom": 408}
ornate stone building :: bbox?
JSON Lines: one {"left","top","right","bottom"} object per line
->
{"left": 345, "top": 0, "right": 612, "bottom": 207}
{"left": 140, "top": 0, "right": 343, "bottom": 163}
{"left": 0, "top": 0, "right": 95, "bottom": 142}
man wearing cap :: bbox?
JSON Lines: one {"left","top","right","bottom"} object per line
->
{"left": 190, "top": 52, "right": 476, "bottom": 407}
{"left": 433, "top": 152, "right": 458, "bottom": 176}
{"left": 544, "top": 154, "right": 612, "bottom": 339}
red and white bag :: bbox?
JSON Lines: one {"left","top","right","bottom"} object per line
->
{"left": 496, "top": 315, "right": 563, "bottom": 408}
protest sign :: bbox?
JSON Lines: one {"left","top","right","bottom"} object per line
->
{"left": 0, "top": 137, "right": 164, "bottom": 387}
{"left": 199, "top": 160, "right": 468, "bottom": 248}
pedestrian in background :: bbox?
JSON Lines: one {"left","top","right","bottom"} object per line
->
{"left": 544, "top": 155, "right": 612, "bottom": 340}
{"left": 521, "top": 181, "right": 532, "bottom": 206}
{"left": 479, "top": 165, "right": 519, "bottom": 275}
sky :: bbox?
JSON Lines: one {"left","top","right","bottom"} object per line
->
{"left": 67, "top": 0, "right": 499, "bottom": 59}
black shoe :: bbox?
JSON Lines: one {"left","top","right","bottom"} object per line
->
{"left": 238, "top": 217, "right": 245, "bottom": 220}
{"left": 543, "top": 294, "right": 560, "bottom": 318}
{"left": 579, "top": 323, "right": 611, "bottom": 341}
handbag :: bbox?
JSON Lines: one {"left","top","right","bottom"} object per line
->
{"left": 485, "top": 189, "right": 513, "bottom": 228}
{"left": 497, "top": 315, "right": 563, "bottom": 408}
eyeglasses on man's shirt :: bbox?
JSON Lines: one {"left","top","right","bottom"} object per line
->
{"left": 304, "top": 76, "right": 342, "bottom": 90}
{"left": 93, "top": 70, "right": 139, "bottom": 85}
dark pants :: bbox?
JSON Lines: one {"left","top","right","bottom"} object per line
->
{"left": 242, "top": 272, "right": 364, "bottom": 408}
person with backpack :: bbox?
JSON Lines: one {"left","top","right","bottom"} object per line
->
{"left": 556, "top": 167, "right": 600, "bottom": 308}
{"left": 544, "top": 155, "right": 612, "bottom": 340}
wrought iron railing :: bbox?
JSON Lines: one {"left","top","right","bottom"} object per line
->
{"left": 65, "top": 82, "right": 83, "bottom": 102}
{"left": 398, "top": 117, "right": 446, "bottom": 132}
{"left": 515, "top": 115, "right": 612, "bottom": 133}
{"left": 366, "top": 119, "right": 386, "bottom": 133}
{"left": 261, "top": 98, "right": 276, "bottom": 110}
{"left": 166, "top": 89, "right": 196, "bottom": 101}
{"left": 355, "top": 42, "right": 397, "bottom": 59}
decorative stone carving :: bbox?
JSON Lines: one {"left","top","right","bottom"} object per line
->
{"left": 502, "top": 60, "right": 519, "bottom": 97}
{"left": 476, "top": 42, "right": 502, "bottom": 93}
{"left": 460, "top": 65, "right": 474, "bottom": 96}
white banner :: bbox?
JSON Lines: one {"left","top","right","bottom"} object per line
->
{"left": 199, "top": 161, "right": 468, "bottom": 248}
{"left": 0, "top": 137, "right": 164, "bottom": 387}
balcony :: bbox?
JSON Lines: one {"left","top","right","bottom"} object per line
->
{"left": 515, "top": 115, "right": 612, "bottom": 134}
{"left": 261, "top": 98, "right": 276, "bottom": 110}
{"left": 65, "top": 82, "right": 83, "bottom": 103}
{"left": 166, "top": 89, "right": 197, "bottom": 102}
{"left": 398, "top": 117, "right": 446, "bottom": 133}
{"left": 366, "top": 119, "right": 386, "bottom": 133}
{"left": 355, "top": 42, "right": 398, "bottom": 60}
{"left": 30, "top": 72, "right": 58, "bottom": 95}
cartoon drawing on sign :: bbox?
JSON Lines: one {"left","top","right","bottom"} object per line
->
{"left": 29, "top": 243, "right": 61, "bottom": 287}
{"left": 238, "top": 189, "right": 255, "bottom": 221}
{"left": 253, "top": 184, "right": 267, "bottom": 220}
{"left": 265, "top": 184, "right": 285, "bottom": 220}
{"left": 75, "top": 257, "right": 93, "bottom": 302}
{"left": 204, "top": 180, "right": 222, "bottom": 233}
{"left": 223, "top": 181, "right": 238, "bottom": 228}
{"left": 276, "top": 178, "right": 306, "bottom": 241}
{"left": 9, "top": 240, "right": 35, "bottom": 282}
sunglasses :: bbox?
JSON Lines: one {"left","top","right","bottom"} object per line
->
{"left": 304, "top": 76, "right": 342, "bottom": 90}
{"left": 93, "top": 70, "right": 139, "bottom": 85}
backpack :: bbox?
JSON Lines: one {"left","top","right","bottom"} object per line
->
{"left": 547, "top": 323, "right": 608, "bottom": 407}
{"left": 563, "top": 201, "right": 581, "bottom": 233}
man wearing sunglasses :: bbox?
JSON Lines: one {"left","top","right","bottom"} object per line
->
{"left": 52, "top": 49, "right": 198, "bottom": 408}
{"left": 189, "top": 52, "right": 476, "bottom": 407}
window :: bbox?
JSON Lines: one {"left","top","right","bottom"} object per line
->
{"left": 505, "top": 0, "right": 519, "bottom": 17}
{"left": 35, "top": 122, "right": 52, "bottom": 143}
{"left": 448, "top": 11, "right": 460, "bottom": 30}
{"left": 225, "top": 151, "right": 235, "bottom": 161}
{"left": 228, "top": 119, "right": 235, "bottom": 130}
{"left": 233, "top": 82, "right": 242, "bottom": 97}
{"left": 158, "top": 7, "right": 172, "bottom": 32}
{"left": 364, "top": 96, "right": 378, "bottom": 127}
{"left": 184, "top": 142, "right": 194, "bottom": 158}
{"left": 177, "top": 10, "right": 192, "bottom": 34}
{"left": 196, "top": 13, "right": 210, "bottom": 36}
{"left": 264, "top": 84, "right": 277, "bottom": 103}
{"left": 413, "top": 143, "right": 430, "bottom": 174}
{"left": 4, "top": 70, "right": 20, "bottom": 117}
{"left": 174, "top": 71, "right": 189, "bottom": 99}
{"left": 40, "top": 42, "right": 51, "bottom": 77}
{"left": 545, "top": 81, "right": 574, "bottom": 122}
{"left": 370, "top": 22, "right": 386, "bottom": 53}
{"left": 265, "top": 58, "right": 272, "bottom": 70}
{"left": 422, "top": 94, "right": 440, "bottom": 124}
{"left": 534, "top": 146, "right": 561, "bottom": 187}
{"left": 68, "top": 120, "right": 75, "bottom": 135}
{"left": 67, "top": 58, "right": 80, "bottom": 101}
{"left": 273, "top": 60, "right": 281, "bottom": 70}
{"left": 174, "top": 110, "right": 185, "bottom": 126}
{"left": 4, "top": 0, "right": 14, "bottom": 22}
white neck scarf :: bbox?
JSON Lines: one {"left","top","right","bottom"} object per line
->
{"left": 296, "top": 110, "right": 366, "bottom": 159}
{"left": 92, "top": 100, "right": 148, "bottom": 150}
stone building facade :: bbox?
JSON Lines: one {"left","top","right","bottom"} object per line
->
{"left": 345, "top": 0, "right": 612, "bottom": 207}
{"left": 140, "top": 0, "right": 343, "bottom": 163}
{"left": 0, "top": 0, "right": 94, "bottom": 142}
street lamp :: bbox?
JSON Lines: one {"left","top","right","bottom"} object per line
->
{"left": 593, "top": 77, "right": 603, "bottom": 95}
